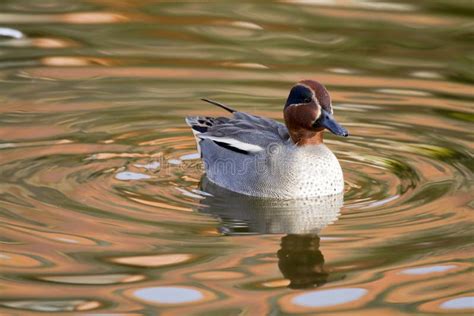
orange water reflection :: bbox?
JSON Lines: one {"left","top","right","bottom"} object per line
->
{"left": 0, "top": 0, "right": 472, "bottom": 315}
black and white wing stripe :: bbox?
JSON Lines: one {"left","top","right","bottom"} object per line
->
{"left": 186, "top": 116, "right": 265, "bottom": 155}
{"left": 186, "top": 99, "right": 289, "bottom": 156}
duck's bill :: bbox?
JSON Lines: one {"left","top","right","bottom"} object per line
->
{"left": 318, "top": 110, "right": 349, "bottom": 137}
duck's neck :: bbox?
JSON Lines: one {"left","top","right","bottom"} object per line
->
{"left": 289, "top": 130, "right": 324, "bottom": 146}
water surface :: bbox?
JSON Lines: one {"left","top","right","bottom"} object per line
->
{"left": 0, "top": 1, "right": 473, "bottom": 315}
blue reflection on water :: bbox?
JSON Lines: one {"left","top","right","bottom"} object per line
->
{"left": 115, "top": 171, "right": 151, "bottom": 180}
{"left": 133, "top": 287, "right": 204, "bottom": 304}
{"left": 292, "top": 288, "right": 367, "bottom": 308}
{"left": 400, "top": 265, "right": 456, "bottom": 275}
{"left": 440, "top": 297, "right": 474, "bottom": 310}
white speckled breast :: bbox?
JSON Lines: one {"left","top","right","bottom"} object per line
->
{"left": 203, "top": 143, "right": 344, "bottom": 199}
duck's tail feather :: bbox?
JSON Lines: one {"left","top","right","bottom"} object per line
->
{"left": 185, "top": 116, "right": 215, "bottom": 133}
{"left": 185, "top": 116, "right": 217, "bottom": 156}
{"left": 201, "top": 98, "right": 236, "bottom": 113}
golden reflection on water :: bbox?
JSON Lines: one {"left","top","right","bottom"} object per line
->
{"left": 110, "top": 253, "right": 196, "bottom": 268}
{"left": 0, "top": 0, "right": 472, "bottom": 315}
{"left": 24, "top": 67, "right": 473, "bottom": 97}
{"left": 0, "top": 12, "right": 128, "bottom": 24}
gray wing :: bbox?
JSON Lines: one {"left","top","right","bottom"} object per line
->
{"left": 186, "top": 111, "right": 290, "bottom": 155}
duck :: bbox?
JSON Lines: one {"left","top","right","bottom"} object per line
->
{"left": 186, "top": 80, "right": 348, "bottom": 199}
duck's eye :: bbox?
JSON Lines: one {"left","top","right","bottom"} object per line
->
{"left": 304, "top": 97, "right": 311, "bottom": 103}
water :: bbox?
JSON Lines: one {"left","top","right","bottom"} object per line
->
{"left": 0, "top": 1, "right": 473, "bottom": 314}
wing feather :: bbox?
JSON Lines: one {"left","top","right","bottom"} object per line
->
{"left": 186, "top": 110, "right": 289, "bottom": 155}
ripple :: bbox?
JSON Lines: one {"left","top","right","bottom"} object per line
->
{"left": 4, "top": 1, "right": 93, "bottom": 13}
{"left": 419, "top": 294, "right": 474, "bottom": 313}
{"left": 386, "top": 273, "right": 471, "bottom": 305}
{"left": 400, "top": 264, "right": 457, "bottom": 275}
{"left": 110, "top": 253, "right": 195, "bottom": 268}
{"left": 115, "top": 171, "right": 152, "bottom": 181}
{"left": 0, "top": 12, "right": 128, "bottom": 24}
{"left": 0, "top": 252, "right": 47, "bottom": 268}
{"left": 38, "top": 273, "right": 145, "bottom": 285}
{"left": 191, "top": 271, "right": 246, "bottom": 280}
{"left": 1, "top": 299, "right": 101, "bottom": 312}
{"left": 376, "top": 88, "right": 432, "bottom": 96}
{"left": 133, "top": 161, "right": 161, "bottom": 170}
{"left": 282, "top": 0, "right": 416, "bottom": 12}
{"left": 228, "top": 21, "right": 264, "bottom": 30}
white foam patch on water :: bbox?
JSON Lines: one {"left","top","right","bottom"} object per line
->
{"left": 282, "top": 0, "right": 335, "bottom": 6}
{"left": 0, "top": 143, "right": 16, "bottom": 149}
{"left": 191, "top": 189, "right": 213, "bottom": 197}
{"left": 377, "top": 88, "right": 430, "bottom": 96}
{"left": 411, "top": 71, "right": 443, "bottom": 79}
{"left": 365, "top": 194, "right": 400, "bottom": 208}
{"left": 230, "top": 21, "right": 263, "bottom": 30}
{"left": 222, "top": 62, "right": 268, "bottom": 69}
{"left": 0, "top": 27, "right": 24, "bottom": 39}
{"left": 292, "top": 288, "right": 367, "bottom": 308}
{"left": 328, "top": 67, "right": 355, "bottom": 74}
{"left": 133, "top": 161, "right": 161, "bottom": 170}
{"left": 133, "top": 287, "right": 204, "bottom": 304}
{"left": 168, "top": 159, "right": 182, "bottom": 165}
{"left": 3, "top": 299, "right": 91, "bottom": 312}
{"left": 41, "top": 273, "right": 137, "bottom": 285}
{"left": 179, "top": 153, "right": 200, "bottom": 160}
{"left": 54, "top": 238, "right": 79, "bottom": 244}
{"left": 440, "top": 297, "right": 474, "bottom": 310}
{"left": 354, "top": 1, "right": 415, "bottom": 11}
{"left": 115, "top": 172, "right": 151, "bottom": 181}
{"left": 320, "top": 236, "right": 346, "bottom": 241}
{"left": 400, "top": 264, "right": 457, "bottom": 275}
{"left": 282, "top": 0, "right": 415, "bottom": 11}
{"left": 176, "top": 188, "right": 205, "bottom": 199}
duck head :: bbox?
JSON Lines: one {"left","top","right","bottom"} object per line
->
{"left": 284, "top": 80, "right": 348, "bottom": 146}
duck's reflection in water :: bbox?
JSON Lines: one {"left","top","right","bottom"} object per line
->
{"left": 278, "top": 234, "right": 327, "bottom": 289}
{"left": 198, "top": 177, "right": 343, "bottom": 289}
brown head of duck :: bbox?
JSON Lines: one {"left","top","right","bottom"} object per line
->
{"left": 284, "top": 80, "right": 348, "bottom": 146}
